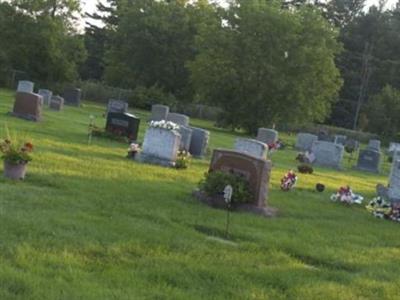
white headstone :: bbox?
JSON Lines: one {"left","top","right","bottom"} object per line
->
{"left": 311, "top": 141, "right": 344, "bottom": 169}
{"left": 295, "top": 133, "right": 318, "bottom": 151}
{"left": 139, "top": 127, "right": 181, "bottom": 166}
{"left": 389, "top": 159, "right": 400, "bottom": 200}
{"left": 256, "top": 128, "right": 278, "bottom": 145}
{"left": 17, "top": 81, "right": 34, "bottom": 93}
{"left": 234, "top": 138, "right": 268, "bottom": 159}
{"left": 167, "top": 113, "right": 190, "bottom": 127}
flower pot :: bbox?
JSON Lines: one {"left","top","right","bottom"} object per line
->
{"left": 3, "top": 161, "right": 27, "bottom": 180}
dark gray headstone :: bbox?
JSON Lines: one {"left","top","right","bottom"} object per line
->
{"left": 167, "top": 113, "right": 190, "bottom": 127}
{"left": 368, "top": 139, "right": 381, "bottom": 151}
{"left": 334, "top": 135, "right": 347, "bottom": 145}
{"left": 256, "top": 128, "right": 278, "bottom": 145}
{"left": 63, "top": 88, "right": 81, "bottom": 106}
{"left": 189, "top": 127, "right": 210, "bottom": 158}
{"left": 177, "top": 126, "right": 193, "bottom": 151}
{"left": 106, "top": 112, "right": 140, "bottom": 141}
{"left": 355, "top": 148, "right": 381, "bottom": 173}
{"left": 38, "top": 89, "right": 53, "bottom": 106}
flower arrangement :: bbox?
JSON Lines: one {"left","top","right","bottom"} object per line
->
{"left": 127, "top": 143, "right": 141, "bottom": 158}
{"left": 0, "top": 138, "right": 33, "bottom": 164}
{"left": 175, "top": 150, "right": 191, "bottom": 169}
{"left": 280, "top": 170, "right": 297, "bottom": 191}
{"left": 330, "top": 186, "right": 364, "bottom": 204}
{"left": 297, "top": 164, "right": 313, "bottom": 174}
{"left": 149, "top": 120, "right": 180, "bottom": 131}
{"left": 366, "top": 197, "right": 400, "bottom": 222}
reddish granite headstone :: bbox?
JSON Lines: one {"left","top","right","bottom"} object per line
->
{"left": 208, "top": 149, "right": 274, "bottom": 214}
{"left": 12, "top": 92, "right": 42, "bottom": 121}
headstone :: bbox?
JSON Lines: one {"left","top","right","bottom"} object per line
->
{"left": 106, "top": 99, "right": 128, "bottom": 115}
{"left": 392, "top": 150, "right": 400, "bottom": 164}
{"left": 63, "top": 87, "right": 81, "bottom": 106}
{"left": 49, "top": 96, "right": 64, "bottom": 111}
{"left": 138, "top": 127, "right": 181, "bottom": 167}
{"left": 106, "top": 112, "right": 141, "bottom": 141}
{"left": 388, "top": 142, "right": 400, "bottom": 158}
{"left": 311, "top": 141, "right": 344, "bottom": 169}
{"left": 38, "top": 89, "right": 53, "bottom": 106}
{"left": 388, "top": 159, "right": 400, "bottom": 201}
{"left": 317, "top": 131, "right": 334, "bottom": 142}
{"left": 167, "top": 113, "right": 190, "bottom": 127}
{"left": 256, "top": 128, "right": 278, "bottom": 145}
{"left": 295, "top": 133, "right": 318, "bottom": 151}
{"left": 177, "top": 126, "right": 193, "bottom": 151}
{"left": 11, "top": 92, "right": 42, "bottom": 121}
{"left": 234, "top": 138, "right": 268, "bottom": 159}
{"left": 209, "top": 149, "right": 272, "bottom": 209}
{"left": 150, "top": 104, "right": 169, "bottom": 121}
{"left": 189, "top": 127, "right": 210, "bottom": 158}
{"left": 368, "top": 139, "right": 381, "bottom": 151}
{"left": 334, "top": 135, "right": 347, "bottom": 145}
{"left": 355, "top": 148, "right": 381, "bottom": 173}
{"left": 344, "top": 139, "right": 359, "bottom": 153}
{"left": 17, "top": 81, "right": 34, "bottom": 93}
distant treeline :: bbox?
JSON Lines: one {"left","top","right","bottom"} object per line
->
{"left": 1, "top": 0, "right": 400, "bottom": 137}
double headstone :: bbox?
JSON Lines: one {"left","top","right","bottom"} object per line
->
{"left": 17, "top": 81, "right": 34, "bottom": 93}
{"left": 167, "top": 113, "right": 190, "bottom": 127}
{"left": 355, "top": 148, "right": 381, "bottom": 173}
{"left": 150, "top": 104, "right": 169, "bottom": 121}
{"left": 177, "top": 126, "right": 193, "bottom": 151}
{"left": 38, "top": 89, "right": 53, "bottom": 106}
{"left": 256, "top": 128, "right": 278, "bottom": 145}
{"left": 107, "top": 99, "right": 128, "bottom": 115}
{"left": 12, "top": 92, "right": 42, "bottom": 121}
{"left": 189, "top": 127, "right": 209, "bottom": 158}
{"left": 63, "top": 88, "right": 81, "bottom": 106}
{"left": 49, "top": 96, "right": 64, "bottom": 111}
{"left": 106, "top": 112, "right": 140, "bottom": 141}
{"left": 234, "top": 138, "right": 268, "bottom": 159}
{"left": 209, "top": 149, "right": 272, "bottom": 212}
{"left": 311, "top": 141, "right": 344, "bottom": 169}
{"left": 295, "top": 133, "right": 318, "bottom": 151}
{"left": 138, "top": 127, "right": 181, "bottom": 167}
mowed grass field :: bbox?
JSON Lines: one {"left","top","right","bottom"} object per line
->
{"left": 0, "top": 88, "right": 399, "bottom": 300}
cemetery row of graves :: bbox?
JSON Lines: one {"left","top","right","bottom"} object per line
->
{"left": 4, "top": 80, "right": 400, "bottom": 224}
{"left": 1, "top": 82, "right": 400, "bottom": 298}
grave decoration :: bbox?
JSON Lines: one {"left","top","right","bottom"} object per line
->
{"left": 127, "top": 143, "right": 141, "bottom": 159}
{"left": 366, "top": 197, "right": 400, "bottom": 222}
{"left": 175, "top": 150, "right": 191, "bottom": 169}
{"left": 224, "top": 184, "right": 233, "bottom": 238}
{"left": 280, "top": 170, "right": 298, "bottom": 191}
{"left": 330, "top": 186, "right": 364, "bottom": 204}
{"left": 316, "top": 183, "right": 325, "bottom": 192}
{"left": 0, "top": 136, "right": 34, "bottom": 180}
{"left": 149, "top": 120, "right": 179, "bottom": 131}
{"left": 297, "top": 164, "right": 313, "bottom": 174}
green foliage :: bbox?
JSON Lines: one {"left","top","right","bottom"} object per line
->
{"left": 0, "top": 138, "right": 33, "bottom": 164}
{"left": 199, "top": 171, "right": 253, "bottom": 204}
{"left": 190, "top": 0, "right": 342, "bottom": 133}
{"left": 175, "top": 150, "right": 191, "bottom": 169}
{"left": 365, "top": 85, "right": 400, "bottom": 139}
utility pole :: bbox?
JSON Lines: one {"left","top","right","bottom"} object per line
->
{"left": 353, "top": 42, "right": 372, "bottom": 130}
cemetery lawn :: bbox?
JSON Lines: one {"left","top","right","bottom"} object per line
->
{"left": 1, "top": 89, "right": 400, "bottom": 300}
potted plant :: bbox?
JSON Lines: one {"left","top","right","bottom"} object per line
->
{"left": 0, "top": 138, "right": 33, "bottom": 180}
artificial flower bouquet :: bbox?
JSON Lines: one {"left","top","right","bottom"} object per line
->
{"left": 330, "top": 186, "right": 364, "bottom": 204}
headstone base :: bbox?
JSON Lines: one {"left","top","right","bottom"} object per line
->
{"left": 8, "top": 111, "right": 41, "bottom": 122}
{"left": 135, "top": 152, "right": 176, "bottom": 167}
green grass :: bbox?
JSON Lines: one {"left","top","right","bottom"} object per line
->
{"left": 0, "top": 88, "right": 399, "bottom": 300}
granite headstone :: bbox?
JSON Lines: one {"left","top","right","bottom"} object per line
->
{"left": 311, "top": 141, "right": 344, "bottom": 169}
{"left": 167, "top": 113, "right": 190, "bottom": 127}
{"left": 355, "top": 148, "right": 381, "bottom": 173}
{"left": 234, "top": 138, "right": 268, "bottom": 159}
{"left": 256, "top": 128, "right": 278, "bottom": 145}
{"left": 106, "top": 112, "right": 140, "bottom": 141}
{"left": 150, "top": 104, "right": 169, "bottom": 121}
{"left": 295, "top": 133, "right": 318, "bottom": 151}
{"left": 189, "top": 127, "right": 210, "bottom": 158}
{"left": 12, "top": 92, "right": 42, "bottom": 121}
{"left": 63, "top": 88, "right": 81, "bottom": 106}
{"left": 17, "top": 81, "right": 34, "bottom": 93}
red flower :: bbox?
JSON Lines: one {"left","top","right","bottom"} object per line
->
{"left": 24, "top": 142, "right": 34, "bottom": 151}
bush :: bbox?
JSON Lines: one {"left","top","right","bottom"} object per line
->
{"left": 199, "top": 171, "right": 253, "bottom": 204}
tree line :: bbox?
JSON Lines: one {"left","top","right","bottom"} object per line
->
{"left": 1, "top": 0, "right": 400, "bottom": 137}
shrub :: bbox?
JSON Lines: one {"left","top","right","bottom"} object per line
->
{"left": 199, "top": 171, "right": 252, "bottom": 204}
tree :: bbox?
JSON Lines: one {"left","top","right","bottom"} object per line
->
{"left": 365, "top": 85, "right": 400, "bottom": 138}
{"left": 190, "top": 0, "right": 342, "bottom": 133}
